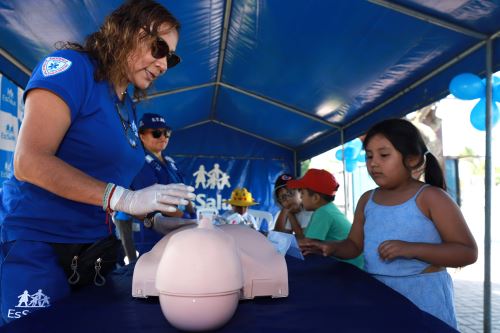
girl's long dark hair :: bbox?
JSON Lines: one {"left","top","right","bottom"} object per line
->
{"left": 363, "top": 118, "right": 446, "bottom": 190}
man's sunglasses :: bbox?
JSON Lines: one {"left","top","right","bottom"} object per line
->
{"left": 148, "top": 129, "right": 170, "bottom": 139}
{"left": 151, "top": 37, "right": 181, "bottom": 68}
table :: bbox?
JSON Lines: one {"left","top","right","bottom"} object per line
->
{"left": 0, "top": 255, "right": 457, "bottom": 332}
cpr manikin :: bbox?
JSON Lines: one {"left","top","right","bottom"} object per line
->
{"left": 132, "top": 209, "right": 288, "bottom": 331}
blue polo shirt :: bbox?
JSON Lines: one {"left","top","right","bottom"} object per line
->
{"left": 0, "top": 50, "right": 145, "bottom": 243}
{"left": 124, "top": 151, "right": 192, "bottom": 254}
{"left": 131, "top": 152, "right": 185, "bottom": 190}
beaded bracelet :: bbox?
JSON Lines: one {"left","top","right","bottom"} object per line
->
{"left": 102, "top": 183, "right": 116, "bottom": 211}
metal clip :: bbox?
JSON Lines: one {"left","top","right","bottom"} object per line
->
{"left": 93, "top": 258, "right": 106, "bottom": 286}
{"left": 68, "top": 256, "right": 80, "bottom": 285}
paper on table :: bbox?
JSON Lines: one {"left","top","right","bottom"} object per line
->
{"left": 267, "top": 231, "right": 304, "bottom": 260}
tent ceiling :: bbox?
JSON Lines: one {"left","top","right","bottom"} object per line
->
{"left": 1, "top": 0, "right": 499, "bottom": 160}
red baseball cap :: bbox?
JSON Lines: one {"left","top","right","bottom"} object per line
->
{"left": 287, "top": 169, "right": 339, "bottom": 196}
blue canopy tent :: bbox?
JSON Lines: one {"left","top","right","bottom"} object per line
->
{"left": 0, "top": 1, "right": 499, "bottom": 330}
{"left": 1, "top": 1, "right": 499, "bottom": 200}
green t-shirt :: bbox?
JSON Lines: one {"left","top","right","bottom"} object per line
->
{"left": 305, "top": 202, "right": 364, "bottom": 269}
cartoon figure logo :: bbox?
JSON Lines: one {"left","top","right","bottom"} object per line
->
{"left": 7, "top": 289, "right": 51, "bottom": 319}
{"left": 192, "top": 164, "right": 233, "bottom": 210}
{"left": 193, "top": 163, "right": 231, "bottom": 190}
{"left": 16, "top": 289, "right": 51, "bottom": 308}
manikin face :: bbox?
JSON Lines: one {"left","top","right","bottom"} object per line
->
{"left": 140, "top": 128, "right": 170, "bottom": 154}
{"left": 365, "top": 134, "right": 411, "bottom": 189}
{"left": 126, "top": 24, "right": 179, "bottom": 90}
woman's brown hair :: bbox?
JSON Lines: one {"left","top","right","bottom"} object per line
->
{"left": 58, "top": 0, "right": 180, "bottom": 100}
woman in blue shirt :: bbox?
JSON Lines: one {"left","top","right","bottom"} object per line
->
{"left": 115, "top": 113, "right": 196, "bottom": 257}
{"left": 0, "top": 0, "right": 194, "bottom": 325}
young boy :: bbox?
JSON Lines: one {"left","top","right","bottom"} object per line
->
{"left": 273, "top": 173, "right": 312, "bottom": 238}
{"left": 288, "top": 169, "right": 364, "bottom": 269}
{"left": 221, "top": 187, "right": 259, "bottom": 229}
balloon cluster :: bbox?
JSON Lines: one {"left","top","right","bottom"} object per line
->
{"left": 449, "top": 73, "right": 500, "bottom": 131}
{"left": 335, "top": 138, "right": 365, "bottom": 172}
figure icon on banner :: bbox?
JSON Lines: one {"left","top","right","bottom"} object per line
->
{"left": 193, "top": 165, "right": 208, "bottom": 189}
{"left": 219, "top": 173, "right": 231, "bottom": 190}
{"left": 207, "top": 163, "right": 224, "bottom": 189}
{"left": 193, "top": 163, "right": 231, "bottom": 190}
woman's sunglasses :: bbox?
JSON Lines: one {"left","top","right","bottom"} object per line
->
{"left": 151, "top": 37, "right": 181, "bottom": 68}
{"left": 148, "top": 129, "right": 170, "bottom": 139}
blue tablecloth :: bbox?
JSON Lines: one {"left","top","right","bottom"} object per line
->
{"left": 1, "top": 255, "right": 457, "bottom": 332}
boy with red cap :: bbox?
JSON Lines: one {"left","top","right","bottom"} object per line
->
{"left": 288, "top": 169, "right": 364, "bottom": 269}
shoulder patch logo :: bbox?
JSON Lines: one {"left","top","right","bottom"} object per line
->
{"left": 41, "top": 57, "right": 72, "bottom": 77}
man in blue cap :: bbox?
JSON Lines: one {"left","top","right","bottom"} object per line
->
{"left": 115, "top": 113, "right": 196, "bottom": 260}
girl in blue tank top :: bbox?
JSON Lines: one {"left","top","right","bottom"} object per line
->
{"left": 300, "top": 118, "right": 477, "bottom": 329}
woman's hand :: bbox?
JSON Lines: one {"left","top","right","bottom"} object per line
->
{"left": 111, "top": 183, "right": 195, "bottom": 216}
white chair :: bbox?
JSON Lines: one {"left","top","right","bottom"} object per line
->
{"left": 247, "top": 209, "right": 274, "bottom": 231}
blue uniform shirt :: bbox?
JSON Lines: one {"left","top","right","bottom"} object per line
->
{"left": 129, "top": 151, "right": 193, "bottom": 253}
{"left": 0, "top": 50, "right": 145, "bottom": 243}
{"left": 131, "top": 153, "right": 185, "bottom": 190}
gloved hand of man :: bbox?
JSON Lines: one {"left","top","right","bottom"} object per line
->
{"left": 106, "top": 183, "right": 195, "bottom": 217}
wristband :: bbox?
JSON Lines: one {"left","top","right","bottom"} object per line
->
{"left": 109, "top": 186, "right": 126, "bottom": 211}
{"left": 102, "top": 183, "right": 116, "bottom": 211}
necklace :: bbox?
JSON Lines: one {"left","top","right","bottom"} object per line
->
{"left": 114, "top": 95, "right": 138, "bottom": 149}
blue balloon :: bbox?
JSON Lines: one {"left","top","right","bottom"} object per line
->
{"left": 347, "top": 138, "right": 363, "bottom": 155}
{"left": 345, "top": 159, "right": 358, "bottom": 172}
{"left": 343, "top": 146, "right": 357, "bottom": 160}
{"left": 450, "top": 73, "right": 485, "bottom": 100}
{"left": 494, "top": 81, "right": 500, "bottom": 103}
{"left": 357, "top": 150, "right": 366, "bottom": 163}
{"left": 481, "top": 76, "right": 500, "bottom": 102}
{"left": 335, "top": 149, "right": 344, "bottom": 161}
{"left": 469, "top": 98, "right": 500, "bottom": 131}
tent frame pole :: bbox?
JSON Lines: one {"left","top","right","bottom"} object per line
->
{"left": 483, "top": 38, "right": 493, "bottom": 333}
{"left": 368, "top": 0, "right": 486, "bottom": 40}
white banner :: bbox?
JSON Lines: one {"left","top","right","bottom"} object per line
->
{"left": 0, "top": 110, "right": 18, "bottom": 152}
